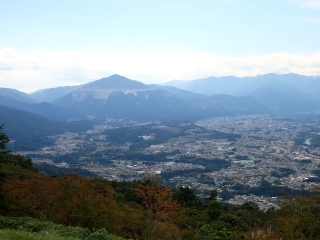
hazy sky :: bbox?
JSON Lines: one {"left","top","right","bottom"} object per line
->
{"left": 0, "top": 0, "right": 320, "bottom": 92}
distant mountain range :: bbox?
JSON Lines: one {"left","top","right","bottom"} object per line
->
{"left": 0, "top": 73, "right": 320, "bottom": 123}
{"left": 164, "top": 73, "right": 320, "bottom": 99}
{"left": 30, "top": 84, "right": 86, "bottom": 103}
{"left": 0, "top": 87, "right": 37, "bottom": 103}
{"left": 52, "top": 74, "right": 268, "bottom": 120}
{"left": 164, "top": 73, "right": 320, "bottom": 114}
{"left": 0, "top": 94, "right": 83, "bottom": 120}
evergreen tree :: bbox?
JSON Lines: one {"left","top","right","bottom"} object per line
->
{"left": 0, "top": 124, "right": 12, "bottom": 213}
{"left": 0, "top": 124, "right": 10, "bottom": 162}
{"left": 0, "top": 124, "right": 37, "bottom": 214}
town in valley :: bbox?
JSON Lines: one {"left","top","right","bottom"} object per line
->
{"left": 15, "top": 112, "right": 320, "bottom": 211}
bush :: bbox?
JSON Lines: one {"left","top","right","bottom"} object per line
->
{"left": 194, "top": 225, "right": 231, "bottom": 240}
{"left": 85, "top": 228, "right": 124, "bottom": 240}
{"left": 57, "top": 226, "right": 91, "bottom": 239}
{"left": 0, "top": 216, "right": 125, "bottom": 240}
{"left": 0, "top": 216, "right": 55, "bottom": 232}
{"left": 0, "top": 228, "right": 76, "bottom": 240}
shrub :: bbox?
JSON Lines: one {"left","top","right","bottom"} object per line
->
{"left": 85, "top": 228, "right": 125, "bottom": 240}
{"left": 57, "top": 226, "right": 91, "bottom": 239}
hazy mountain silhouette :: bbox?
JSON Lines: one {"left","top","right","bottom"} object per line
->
{"left": 52, "top": 74, "right": 268, "bottom": 120}
{"left": 0, "top": 94, "right": 84, "bottom": 120}
{"left": 3, "top": 73, "right": 319, "bottom": 120}
{"left": 53, "top": 75, "right": 192, "bottom": 119}
{"left": 0, "top": 87, "right": 37, "bottom": 103}
{"left": 30, "top": 84, "right": 86, "bottom": 103}
{"left": 164, "top": 73, "right": 320, "bottom": 100}
{"left": 164, "top": 73, "right": 320, "bottom": 113}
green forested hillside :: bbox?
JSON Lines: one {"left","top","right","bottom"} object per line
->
{"left": 0, "top": 106, "right": 93, "bottom": 151}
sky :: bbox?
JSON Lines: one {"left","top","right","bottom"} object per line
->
{"left": 0, "top": 0, "right": 320, "bottom": 93}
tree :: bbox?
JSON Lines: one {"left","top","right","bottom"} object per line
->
{"left": 206, "top": 200, "right": 225, "bottom": 221}
{"left": 173, "top": 186, "right": 201, "bottom": 208}
{"left": 0, "top": 124, "right": 13, "bottom": 213}
{"left": 2, "top": 173, "right": 121, "bottom": 233}
{"left": 0, "top": 124, "right": 36, "bottom": 171}
{"left": 194, "top": 224, "right": 230, "bottom": 240}
{"left": 276, "top": 195, "right": 320, "bottom": 239}
{"left": 2, "top": 169, "right": 58, "bottom": 217}
{"left": 205, "top": 190, "right": 218, "bottom": 202}
{"left": 215, "top": 213, "right": 249, "bottom": 232}
{"left": 118, "top": 202, "right": 145, "bottom": 239}
{"left": 135, "top": 180, "right": 186, "bottom": 240}
{"left": 0, "top": 124, "right": 10, "bottom": 161}
{"left": 241, "top": 201, "right": 259, "bottom": 212}
{"left": 51, "top": 174, "right": 121, "bottom": 232}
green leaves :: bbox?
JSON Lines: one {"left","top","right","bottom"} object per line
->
{"left": 194, "top": 225, "right": 231, "bottom": 240}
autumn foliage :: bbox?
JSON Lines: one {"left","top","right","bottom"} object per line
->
{"left": 2, "top": 126, "right": 320, "bottom": 239}
{"left": 2, "top": 171, "right": 121, "bottom": 232}
{"left": 0, "top": 168, "right": 187, "bottom": 239}
{"left": 135, "top": 180, "right": 186, "bottom": 239}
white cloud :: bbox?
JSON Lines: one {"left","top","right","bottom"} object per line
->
{"left": 0, "top": 47, "right": 320, "bottom": 93}
{"left": 294, "top": 0, "right": 320, "bottom": 9}
{"left": 294, "top": 17, "right": 320, "bottom": 23}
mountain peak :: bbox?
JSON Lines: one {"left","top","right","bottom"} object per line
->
{"left": 81, "top": 75, "right": 148, "bottom": 91}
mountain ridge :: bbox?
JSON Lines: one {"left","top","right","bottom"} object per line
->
{"left": 0, "top": 87, "right": 37, "bottom": 103}
{"left": 2, "top": 73, "right": 320, "bottom": 121}
{"left": 52, "top": 74, "right": 269, "bottom": 120}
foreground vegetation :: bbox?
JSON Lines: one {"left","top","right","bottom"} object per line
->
{"left": 0, "top": 215, "right": 124, "bottom": 240}
{"left": 1, "top": 124, "right": 320, "bottom": 239}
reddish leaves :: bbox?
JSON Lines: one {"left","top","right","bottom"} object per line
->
{"left": 2, "top": 172, "right": 120, "bottom": 233}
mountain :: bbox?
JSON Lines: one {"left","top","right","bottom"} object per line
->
{"left": 0, "top": 87, "right": 37, "bottom": 103}
{"left": 163, "top": 73, "right": 320, "bottom": 114}
{"left": 205, "top": 94, "right": 269, "bottom": 114}
{"left": 80, "top": 74, "right": 147, "bottom": 90}
{"left": 0, "top": 94, "right": 84, "bottom": 120}
{"left": 164, "top": 76, "right": 252, "bottom": 96}
{"left": 164, "top": 73, "right": 320, "bottom": 100}
{"left": 53, "top": 75, "right": 192, "bottom": 119}
{"left": 240, "top": 74, "right": 320, "bottom": 112}
{"left": 150, "top": 85, "right": 268, "bottom": 116}
{"left": 53, "top": 74, "right": 268, "bottom": 120}
{"left": 149, "top": 84, "right": 207, "bottom": 100}
{"left": 30, "top": 84, "right": 86, "bottom": 103}
{"left": 0, "top": 106, "right": 93, "bottom": 151}
{"left": 246, "top": 88, "right": 320, "bottom": 113}
{"left": 239, "top": 74, "right": 320, "bottom": 101}
{"left": 5, "top": 73, "right": 318, "bottom": 119}
{"left": 0, "top": 75, "right": 267, "bottom": 121}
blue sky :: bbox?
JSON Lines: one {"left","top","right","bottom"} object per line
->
{"left": 0, "top": 0, "right": 320, "bottom": 92}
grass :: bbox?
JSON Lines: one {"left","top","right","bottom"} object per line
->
{"left": 0, "top": 215, "right": 125, "bottom": 240}
{"left": 0, "top": 229, "right": 78, "bottom": 240}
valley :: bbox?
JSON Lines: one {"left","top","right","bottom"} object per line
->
{"left": 2, "top": 73, "right": 320, "bottom": 210}
{"left": 2, "top": 2, "right": 320, "bottom": 238}
{"left": 13, "top": 113, "right": 320, "bottom": 210}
